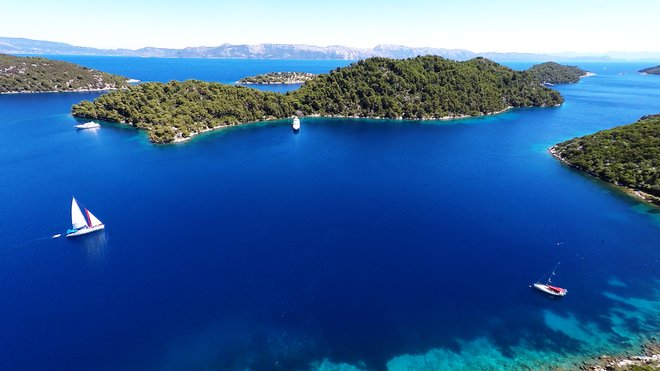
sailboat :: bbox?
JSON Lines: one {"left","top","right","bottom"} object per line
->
{"left": 66, "top": 197, "right": 105, "bottom": 237}
{"left": 532, "top": 262, "right": 567, "bottom": 297}
{"left": 292, "top": 116, "right": 301, "bottom": 131}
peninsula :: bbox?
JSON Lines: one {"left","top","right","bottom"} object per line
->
{"left": 639, "top": 65, "right": 660, "bottom": 75}
{"left": 72, "top": 55, "right": 563, "bottom": 143}
{"left": 237, "top": 72, "right": 316, "bottom": 84}
{"left": 550, "top": 114, "right": 660, "bottom": 205}
{"left": 0, "top": 54, "right": 129, "bottom": 93}
{"left": 526, "top": 61, "right": 589, "bottom": 84}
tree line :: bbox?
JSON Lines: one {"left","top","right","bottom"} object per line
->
{"left": 72, "top": 55, "right": 565, "bottom": 143}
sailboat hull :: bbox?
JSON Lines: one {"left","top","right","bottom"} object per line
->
{"left": 66, "top": 224, "right": 105, "bottom": 237}
{"left": 533, "top": 283, "right": 567, "bottom": 297}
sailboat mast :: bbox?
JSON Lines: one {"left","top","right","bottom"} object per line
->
{"left": 548, "top": 262, "right": 560, "bottom": 285}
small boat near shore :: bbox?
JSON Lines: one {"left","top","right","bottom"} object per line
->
{"left": 292, "top": 116, "right": 300, "bottom": 131}
{"left": 66, "top": 197, "right": 105, "bottom": 237}
{"left": 532, "top": 262, "right": 567, "bottom": 297}
{"left": 74, "top": 121, "right": 100, "bottom": 130}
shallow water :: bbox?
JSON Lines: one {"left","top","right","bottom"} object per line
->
{"left": 0, "top": 58, "right": 658, "bottom": 370}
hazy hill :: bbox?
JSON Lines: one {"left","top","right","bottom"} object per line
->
{"left": 0, "top": 37, "right": 611, "bottom": 62}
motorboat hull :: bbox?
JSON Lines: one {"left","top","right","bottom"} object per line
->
{"left": 74, "top": 122, "right": 101, "bottom": 130}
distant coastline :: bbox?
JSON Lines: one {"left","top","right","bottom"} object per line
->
{"left": 0, "top": 53, "right": 130, "bottom": 94}
{"left": 0, "top": 36, "right": 626, "bottom": 62}
{"left": 0, "top": 87, "right": 124, "bottom": 95}
{"left": 236, "top": 72, "right": 316, "bottom": 85}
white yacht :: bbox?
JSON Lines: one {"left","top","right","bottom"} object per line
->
{"left": 74, "top": 121, "right": 101, "bottom": 130}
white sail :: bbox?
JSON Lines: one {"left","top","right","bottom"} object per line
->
{"left": 71, "top": 197, "right": 88, "bottom": 229}
{"left": 86, "top": 209, "right": 103, "bottom": 227}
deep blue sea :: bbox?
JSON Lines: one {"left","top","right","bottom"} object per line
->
{"left": 0, "top": 57, "right": 658, "bottom": 370}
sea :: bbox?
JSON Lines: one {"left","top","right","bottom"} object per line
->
{"left": 0, "top": 56, "right": 658, "bottom": 370}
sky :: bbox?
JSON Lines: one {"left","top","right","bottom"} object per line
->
{"left": 2, "top": 0, "right": 659, "bottom": 53}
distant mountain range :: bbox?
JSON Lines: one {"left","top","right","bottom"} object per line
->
{"left": 2, "top": 36, "right": 657, "bottom": 61}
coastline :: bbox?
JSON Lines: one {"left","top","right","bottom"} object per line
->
{"left": 163, "top": 106, "right": 518, "bottom": 144}
{"left": 549, "top": 146, "right": 660, "bottom": 206}
{"left": 578, "top": 341, "right": 660, "bottom": 370}
{"left": 581, "top": 72, "right": 597, "bottom": 78}
{"left": 0, "top": 86, "right": 125, "bottom": 95}
{"left": 236, "top": 81, "right": 305, "bottom": 85}
{"left": 0, "top": 78, "right": 137, "bottom": 95}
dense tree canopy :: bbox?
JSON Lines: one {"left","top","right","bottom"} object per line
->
{"left": 0, "top": 53, "right": 128, "bottom": 93}
{"left": 293, "top": 56, "right": 562, "bottom": 119}
{"left": 526, "top": 62, "right": 587, "bottom": 84}
{"left": 72, "top": 56, "right": 564, "bottom": 143}
{"left": 72, "top": 80, "right": 295, "bottom": 143}
{"left": 551, "top": 114, "right": 660, "bottom": 198}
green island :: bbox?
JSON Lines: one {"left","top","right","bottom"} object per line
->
{"left": 526, "top": 61, "right": 589, "bottom": 84}
{"left": 72, "top": 55, "right": 564, "bottom": 143}
{"left": 237, "top": 72, "right": 317, "bottom": 84}
{"left": 550, "top": 114, "right": 660, "bottom": 205}
{"left": 639, "top": 65, "right": 660, "bottom": 75}
{"left": 0, "top": 53, "right": 129, "bottom": 93}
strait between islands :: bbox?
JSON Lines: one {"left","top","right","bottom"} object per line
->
{"left": 71, "top": 57, "right": 589, "bottom": 143}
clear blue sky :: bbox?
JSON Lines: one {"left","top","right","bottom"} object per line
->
{"left": 2, "top": 0, "right": 658, "bottom": 53}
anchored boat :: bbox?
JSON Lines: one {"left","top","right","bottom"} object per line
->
{"left": 74, "top": 121, "right": 100, "bottom": 130}
{"left": 292, "top": 116, "right": 300, "bottom": 131}
{"left": 66, "top": 197, "right": 105, "bottom": 237}
{"left": 532, "top": 262, "right": 567, "bottom": 297}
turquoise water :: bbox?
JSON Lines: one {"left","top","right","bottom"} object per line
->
{"left": 0, "top": 58, "right": 658, "bottom": 370}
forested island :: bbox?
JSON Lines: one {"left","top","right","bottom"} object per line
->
{"left": 72, "top": 55, "right": 563, "bottom": 143}
{"left": 0, "top": 54, "right": 129, "bottom": 93}
{"left": 526, "top": 62, "right": 589, "bottom": 84}
{"left": 237, "top": 72, "right": 316, "bottom": 84}
{"left": 639, "top": 65, "right": 660, "bottom": 75}
{"left": 550, "top": 114, "right": 660, "bottom": 205}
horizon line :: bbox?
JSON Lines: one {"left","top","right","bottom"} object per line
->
{"left": 3, "top": 36, "right": 660, "bottom": 57}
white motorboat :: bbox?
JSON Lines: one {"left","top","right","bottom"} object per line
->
{"left": 74, "top": 121, "right": 101, "bottom": 130}
{"left": 292, "top": 116, "right": 300, "bottom": 131}
{"left": 66, "top": 197, "right": 105, "bottom": 237}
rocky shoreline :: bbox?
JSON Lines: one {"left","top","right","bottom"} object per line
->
{"left": 236, "top": 71, "right": 316, "bottom": 85}
{"left": 166, "top": 106, "right": 517, "bottom": 143}
{"left": 578, "top": 341, "right": 660, "bottom": 370}
{"left": 0, "top": 86, "right": 124, "bottom": 95}
{"left": 549, "top": 145, "right": 660, "bottom": 207}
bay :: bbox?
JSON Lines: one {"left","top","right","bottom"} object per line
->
{"left": 0, "top": 57, "right": 658, "bottom": 370}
